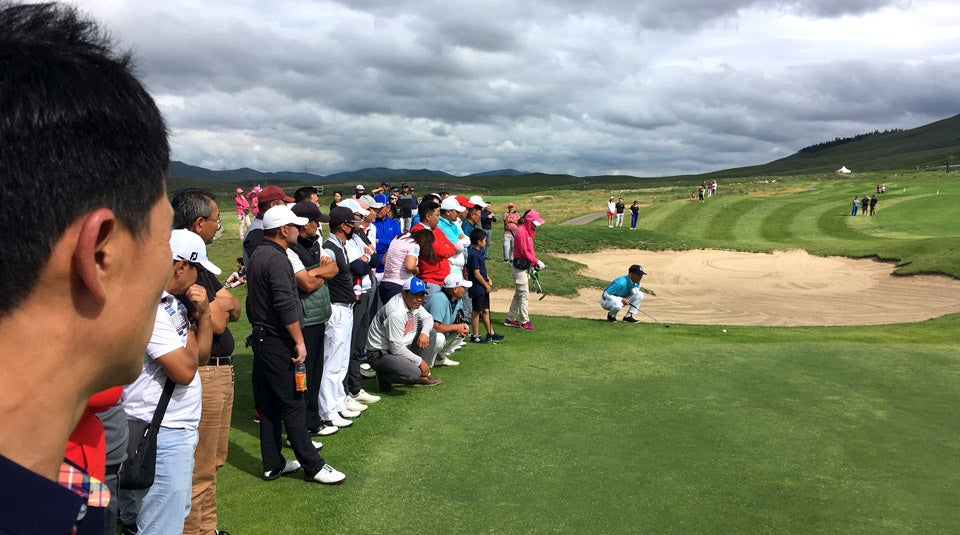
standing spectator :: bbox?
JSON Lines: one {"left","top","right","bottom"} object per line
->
{"left": 630, "top": 201, "right": 640, "bottom": 230}
{"left": 698, "top": 184, "right": 705, "bottom": 202}
{"left": 466, "top": 229, "right": 504, "bottom": 344}
{"left": 171, "top": 189, "right": 243, "bottom": 535}
{"left": 242, "top": 185, "right": 294, "bottom": 265}
{"left": 505, "top": 210, "right": 546, "bottom": 331}
{"left": 119, "top": 230, "right": 216, "bottom": 535}
{"left": 607, "top": 196, "right": 616, "bottom": 227}
{"left": 287, "top": 202, "right": 342, "bottom": 437}
{"left": 397, "top": 184, "right": 415, "bottom": 232}
{"left": 0, "top": 4, "right": 174, "bottom": 533}
{"left": 601, "top": 264, "right": 648, "bottom": 323}
{"left": 860, "top": 195, "right": 869, "bottom": 216}
{"left": 474, "top": 196, "right": 495, "bottom": 257}
{"left": 614, "top": 198, "right": 625, "bottom": 228}
{"left": 235, "top": 188, "right": 250, "bottom": 238}
{"left": 870, "top": 195, "right": 878, "bottom": 216}
{"left": 354, "top": 184, "right": 365, "bottom": 199}
{"left": 371, "top": 196, "right": 402, "bottom": 278}
{"left": 851, "top": 196, "right": 859, "bottom": 216}
{"left": 319, "top": 208, "right": 364, "bottom": 430}
{"left": 502, "top": 202, "right": 521, "bottom": 262}
{"left": 329, "top": 190, "right": 343, "bottom": 213}
{"left": 247, "top": 205, "right": 346, "bottom": 485}
{"left": 366, "top": 278, "right": 441, "bottom": 392}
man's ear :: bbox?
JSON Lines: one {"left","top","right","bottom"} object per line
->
{"left": 72, "top": 208, "right": 117, "bottom": 303}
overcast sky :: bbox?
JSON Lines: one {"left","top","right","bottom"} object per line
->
{"left": 70, "top": 0, "right": 960, "bottom": 177}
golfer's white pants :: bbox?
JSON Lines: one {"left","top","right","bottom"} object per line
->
{"left": 434, "top": 332, "right": 462, "bottom": 361}
{"left": 321, "top": 303, "right": 353, "bottom": 420}
{"left": 615, "top": 213, "right": 624, "bottom": 227}
{"left": 601, "top": 291, "right": 643, "bottom": 314}
{"left": 508, "top": 266, "right": 529, "bottom": 323}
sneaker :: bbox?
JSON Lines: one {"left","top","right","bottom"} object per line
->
{"left": 471, "top": 334, "right": 487, "bottom": 344}
{"left": 353, "top": 389, "right": 381, "bottom": 404}
{"left": 623, "top": 315, "right": 639, "bottom": 323}
{"left": 360, "top": 368, "right": 377, "bottom": 379}
{"left": 285, "top": 438, "right": 323, "bottom": 450}
{"left": 503, "top": 319, "right": 522, "bottom": 328}
{"left": 487, "top": 332, "right": 505, "bottom": 342}
{"left": 607, "top": 312, "right": 617, "bottom": 322}
{"left": 339, "top": 409, "right": 362, "bottom": 419}
{"left": 435, "top": 357, "right": 460, "bottom": 367}
{"left": 253, "top": 409, "right": 261, "bottom": 424}
{"left": 344, "top": 396, "right": 368, "bottom": 412}
{"left": 454, "top": 339, "right": 467, "bottom": 351}
{"left": 326, "top": 415, "right": 353, "bottom": 428}
{"left": 520, "top": 321, "right": 535, "bottom": 331}
{"left": 308, "top": 463, "right": 346, "bottom": 485}
{"left": 264, "top": 459, "right": 301, "bottom": 480}
{"left": 309, "top": 424, "right": 339, "bottom": 437}
{"left": 415, "top": 375, "right": 442, "bottom": 386}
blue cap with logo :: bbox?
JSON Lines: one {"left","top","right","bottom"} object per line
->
{"left": 403, "top": 276, "right": 427, "bottom": 295}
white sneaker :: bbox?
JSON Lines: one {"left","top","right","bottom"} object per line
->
{"left": 310, "top": 463, "right": 346, "bottom": 485}
{"left": 311, "top": 424, "right": 339, "bottom": 437}
{"left": 359, "top": 369, "right": 377, "bottom": 379}
{"left": 435, "top": 357, "right": 460, "bottom": 367}
{"left": 344, "top": 397, "right": 368, "bottom": 412}
{"left": 453, "top": 339, "right": 467, "bottom": 351}
{"left": 286, "top": 438, "right": 323, "bottom": 450}
{"left": 353, "top": 389, "right": 381, "bottom": 404}
{"left": 326, "top": 415, "right": 353, "bottom": 428}
{"left": 339, "top": 408, "right": 361, "bottom": 419}
{"left": 264, "top": 459, "right": 301, "bottom": 480}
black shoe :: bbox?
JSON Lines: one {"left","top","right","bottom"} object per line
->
{"left": 120, "top": 523, "right": 138, "bottom": 535}
{"left": 623, "top": 315, "right": 638, "bottom": 323}
{"left": 607, "top": 312, "right": 617, "bottom": 322}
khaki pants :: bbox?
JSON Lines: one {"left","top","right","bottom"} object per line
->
{"left": 507, "top": 265, "right": 529, "bottom": 323}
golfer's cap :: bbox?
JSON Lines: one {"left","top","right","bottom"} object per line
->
{"left": 291, "top": 201, "right": 329, "bottom": 224}
{"left": 439, "top": 197, "right": 466, "bottom": 212}
{"left": 257, "top": 185, "right": 293, "bottom": 204}
{"left": 355, "top": 184, "right": 365, "bottom": 191}
{"left": 468, "top": 195, "right": 488, "bottom": 208}
{"left": 359, "top": 194, "right": 384, "bottom": 209}
{"left": 442, "top": 273, "right": 473, "bottom": 289}
{"left": 338, "top": 198, "right": 369, "bottom": 217}
{"left": 403, "top": 276, "right": 427, "bottom": 295}
{"left": 236, "top": 188, "right": 243, "bottom": 194}
{"left": 455, "top": 195, "right": 475, "bottom": 209}
{"left": 629, "top": 264, "right": 646, "bottom": 276}
{"left": 262, "top": 204, "right": 308, "bottom": 230}
{"left": 170, "top": 229, "right": 221, "bottom": 275}
{"left": 507, "top": 202, "right": 516, "bottom": 208}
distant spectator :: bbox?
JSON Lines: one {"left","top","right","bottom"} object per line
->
{"left": 502, "top": 202, "right": 521, "bottom": 262}
{"left": 630, "top": 201, "right": 640, "bottom": 230}
{"left": 615, "top": 198, "right": 625, "bottom": 228}
{"left": 235, "top": 188, "right": 250, "bottom": 238}
{"left": 329, "top": 190, "right": 343, "bottom": 213}
{"left": 870, "top": 195, "right": 878, "bottom": 216}
{"left": 607, "top": 196, "right": 616, "bottom": 227}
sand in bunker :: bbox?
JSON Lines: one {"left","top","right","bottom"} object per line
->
{"left": 489, "top": 249, "right": 960, "bottom": 326}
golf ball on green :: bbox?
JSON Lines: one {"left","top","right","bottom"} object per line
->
{"left": 722, "top": 329, "right": 727, "bottom": 333}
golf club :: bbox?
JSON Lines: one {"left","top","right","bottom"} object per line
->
{"left": 531, "top": 271, "right": 546, "bottom": 300}
{"left": 637, "top": 308, "right": 669, "bottom": 328}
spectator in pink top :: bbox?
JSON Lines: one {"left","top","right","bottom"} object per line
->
{"left": 235, "top": 188, "right": 250, "bottom": 238}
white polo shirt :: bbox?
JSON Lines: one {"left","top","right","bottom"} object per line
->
{"left": 122, "top": 292, "right": 202, "bottom": 429}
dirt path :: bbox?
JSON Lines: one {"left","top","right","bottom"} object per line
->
{"left": 489, "top": 249, "right": 960, "bottom": 326}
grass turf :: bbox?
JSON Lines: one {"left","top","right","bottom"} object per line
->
{"left": 200, "top": 170, "right": 960, "bottom": 533}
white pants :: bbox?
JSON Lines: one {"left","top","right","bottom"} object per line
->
{"left": 321, "top": 303, "right": 353, "bottom": 420}
{"left": 434, "top": 331, "right": 462, "bottom": 362}
{"left": 503, "top": 233, "right": 514, "bottom": 261}
{"left": 601, "top": 290, "right": 643, "bottom": 315}
{"left": 615, "top": 213, "right": 624, "bottom": 227}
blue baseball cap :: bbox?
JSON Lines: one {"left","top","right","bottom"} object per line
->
{"left": 403, "top": 276, "right": 427, "bottom": 295}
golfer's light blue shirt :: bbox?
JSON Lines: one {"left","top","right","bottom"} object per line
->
{"left": 604, "top": 275, "right": 639, "bottom": 298}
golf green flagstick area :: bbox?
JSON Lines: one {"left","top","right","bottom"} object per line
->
{"left": 199, "top": 171, "right": 960, "bottom": 533}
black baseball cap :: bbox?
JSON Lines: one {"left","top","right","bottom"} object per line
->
{"left": 629, "top": 264, "right": 646, "bottom": 276}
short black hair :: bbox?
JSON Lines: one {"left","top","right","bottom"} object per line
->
{"left": 0, "top": 2, "right": 169, "bottom": 315}
{"left": 171, "top": 188, "right": 215, "bottom": 229}
{"left": 418, "top": 200, "right": 440, "bottom": 220}
{"left": 469, "top": 228, "right": 487, "bottom": 245}
{"left": 293, "top": 186, "right": 317, "bottom": 202}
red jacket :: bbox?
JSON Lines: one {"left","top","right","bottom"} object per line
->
{"left": 410, "top": 222, "right": 456, "bottom": 285}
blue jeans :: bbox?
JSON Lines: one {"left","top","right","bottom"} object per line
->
{"left": 119, "top": 426, "right": 199, "bottom": 535}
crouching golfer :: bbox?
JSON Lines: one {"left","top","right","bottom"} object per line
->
{"left": 365, "top": 277, "right": 441, "bottom": 392}
{"left": 601, "top": 264, "right": 652, "bottom": 323}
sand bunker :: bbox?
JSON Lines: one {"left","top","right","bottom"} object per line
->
{"left": 489, "top": 249, "right": 960, "bottom": 326}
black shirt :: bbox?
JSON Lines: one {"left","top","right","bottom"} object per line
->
{"left": 179, "top": 269, "right": 235, "bottom": 357}
{"left": 322, "top": 235, "right": 354, "bottom": 304}
{"left": 246, "top": 240, "right": 303, "bottom": 337}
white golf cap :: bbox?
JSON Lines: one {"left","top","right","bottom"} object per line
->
{"left": 262, "top": 204, "right": 308, "bottom": 230}
{"left": 439, "top": 197, "right": 466, "bottom": 212}
{"left": 442, "top": 272, "right": 473, "bottom": 289}
{"left": 170, "top": 229, "right": 221, "bottom": 275}
{"left": 468, "top": 195, "right": 488, "bottom": 208}
{"left": 355, "top": 184, "right": 365, "bottom": 190}
{"left": 359, "top": 194, "right": 384, "bottom": 209}
{"left": 338, "top": 198, "right": 370, "bottom": 216}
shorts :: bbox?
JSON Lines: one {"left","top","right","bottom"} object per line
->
{"left": 471, "top": 293, "right": 490, "bottom": 313}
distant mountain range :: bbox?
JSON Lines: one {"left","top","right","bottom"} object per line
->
{"left": 167, "top": 161, "right": 528, "bottom": 184}
{"left": 169, "top": 113, "right": 960, "bottom": 185}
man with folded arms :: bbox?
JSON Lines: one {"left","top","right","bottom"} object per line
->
{"left": 366, "top": 277, "right": 441, "bottom": 392}
{"left": 247, "top": 205, "right": 346, "bottom": 485}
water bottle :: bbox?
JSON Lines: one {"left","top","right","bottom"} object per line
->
{"left": 294, "top": 363, "right": 307, "bottom": 392}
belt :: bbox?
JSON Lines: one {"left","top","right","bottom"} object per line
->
{"left": 205, "top": 356, "right": 233, "bottom": 366}
{"left": 331, "top": 302, "right": 353, "bottom": 307}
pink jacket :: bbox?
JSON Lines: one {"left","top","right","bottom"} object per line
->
{"left": 235, "top": 194, "right": 250, "bottom": 215}
{"left": 512, "top": 210, "right": 544, "bottom": 264}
